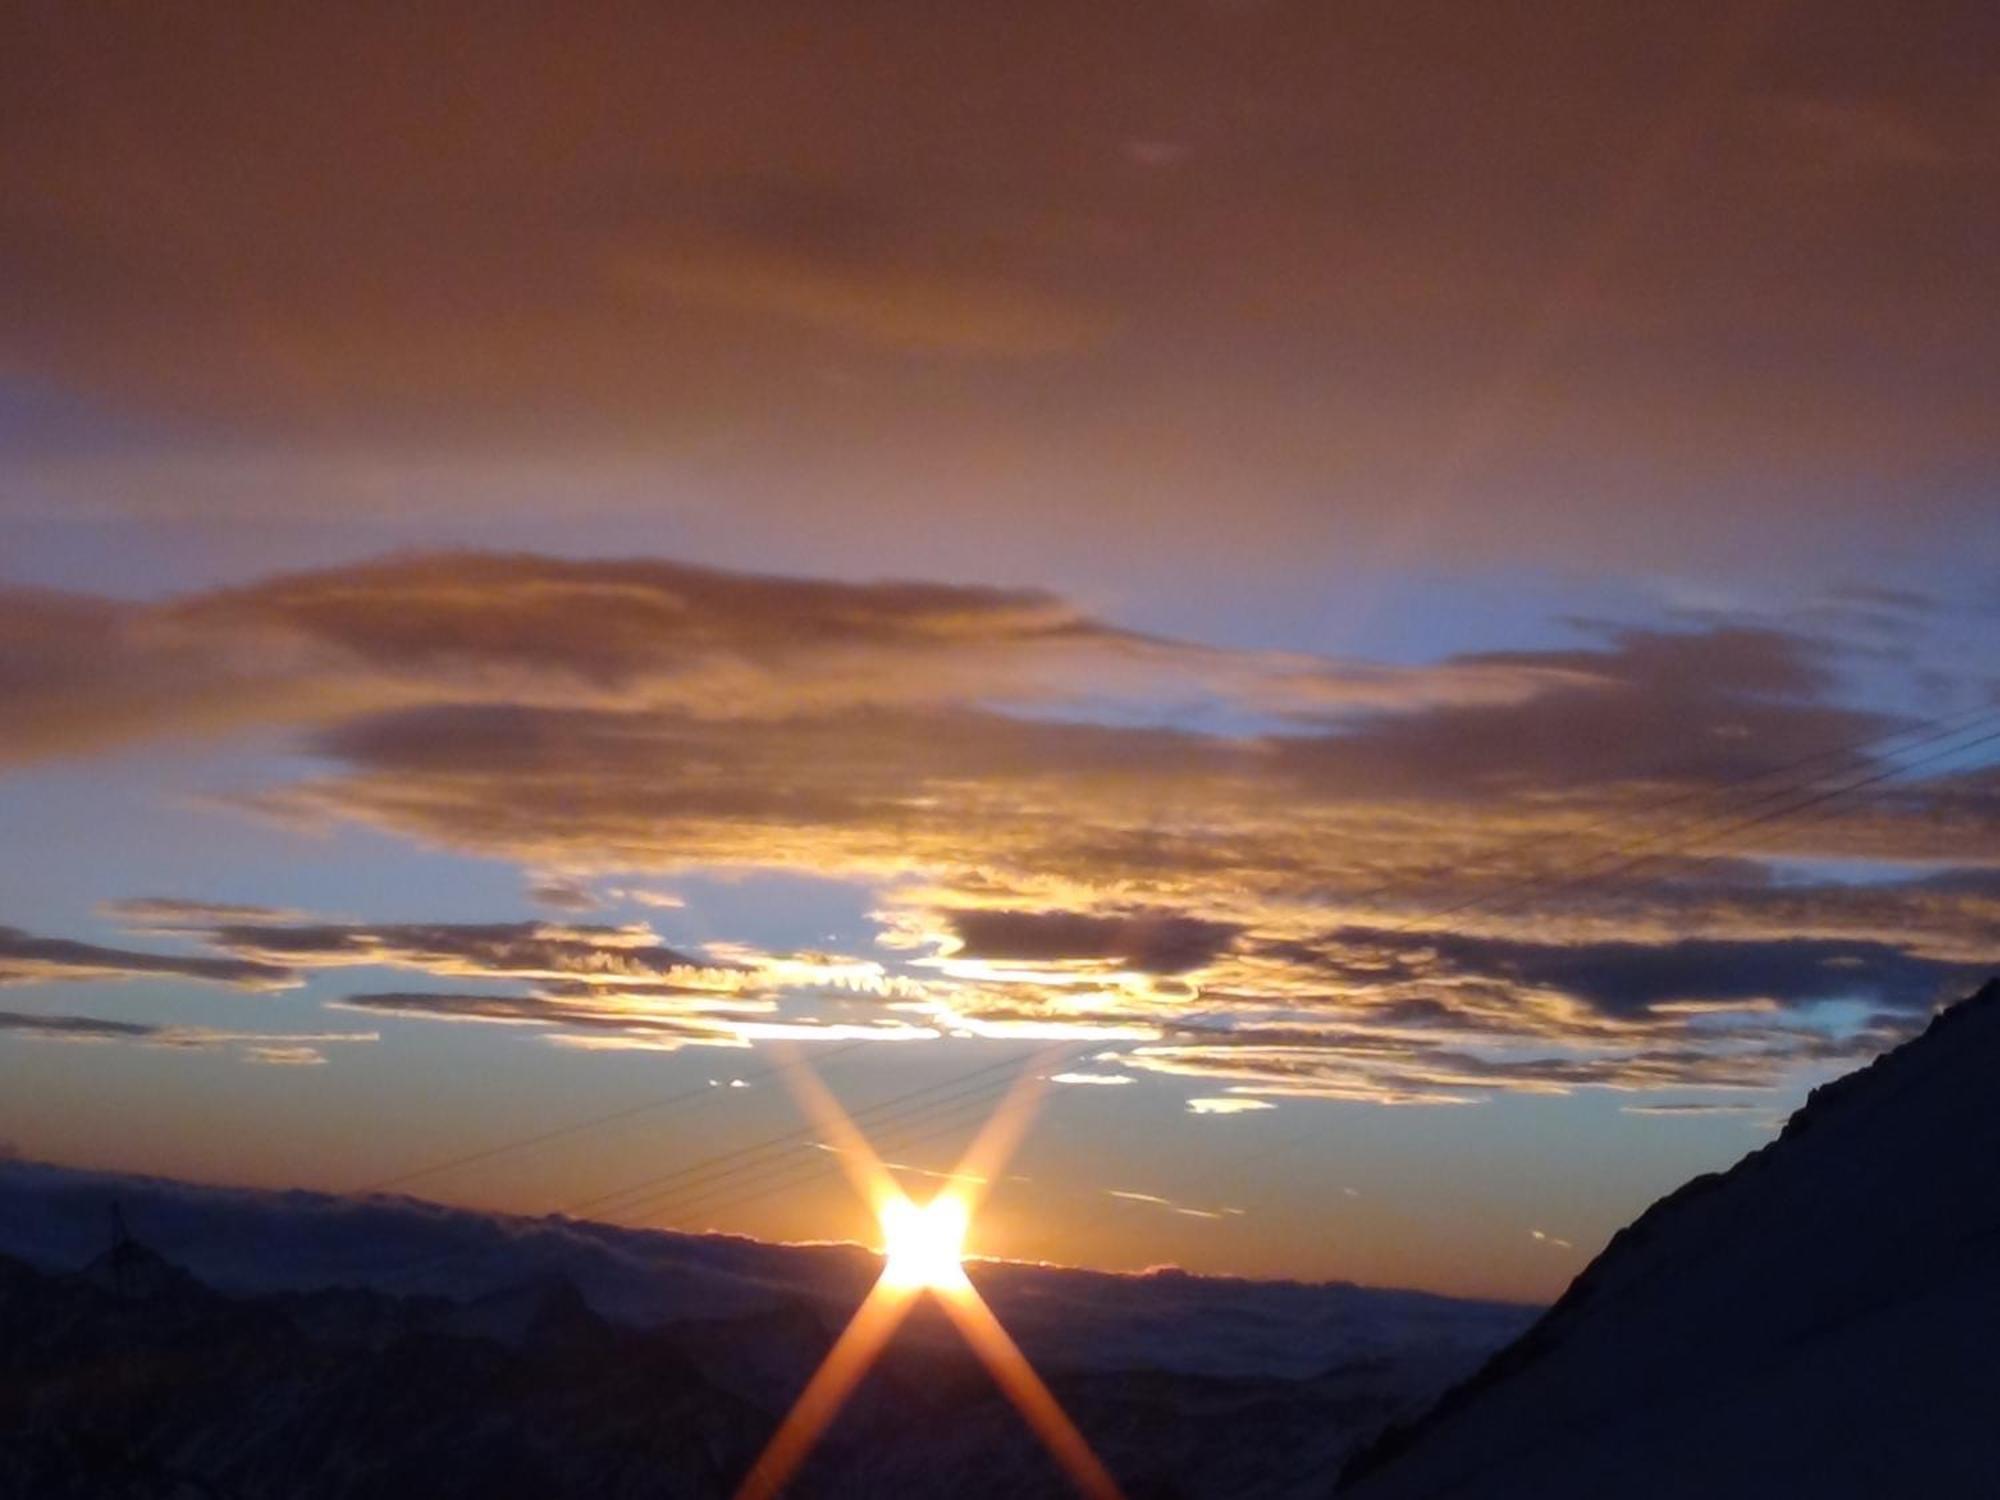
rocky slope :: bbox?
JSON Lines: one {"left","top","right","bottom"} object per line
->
{"left": 1341, "top": 977, "right": 2000, "bottom": 1499}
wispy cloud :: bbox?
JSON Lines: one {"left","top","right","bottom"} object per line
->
{"left": 0, "top": 926, "right": 298, "bottom": 991}
{"left": 103, "top": 898, "right": 314, "bottom": 930}
{"left": 0, "top": 1009, "right": 373, "bottom": 1065}
{"left": 1620, "top": 1101, "right": 1767, "bottom": 1116}
{"left": 1186, "top": 1098, "right": 1277, "bottom": 1116}
{"left": 196, "top": 919, "right": 741, "bottom": 991}
{"left": 1106, "top": 1186, "right": 1241, "bottom": 1220}
{"left": 1049, "top": 1072, "right": 1133, "bottom": 1087}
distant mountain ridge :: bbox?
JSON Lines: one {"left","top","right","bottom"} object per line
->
{"left": 0, "top": 1240, "right": 762, "bottom": 1499}
{"left": 0, "top": 1161, "right": 1531, "bottom": 1499}
{"left": 0, "top": 1157, "right": 1529, "bottom": 1387}
{"left": 0, "top": 1232, "right": 1479, "bottom": 1499}
{"left": 1342, "top": 977, "right": 2000, "bottom": 1499}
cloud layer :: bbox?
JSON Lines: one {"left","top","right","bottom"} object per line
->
{"left": 0, "top": 925, "right": 296, "bottom": 991}
{"left": 0, "top": 553, "right": 1569, "bottom": 767}
{"left": 4, "top": 552, "right": 1991, "bottom": 1106}
{"left": 3, "top": 4, "right": 1995, "bottom": 565}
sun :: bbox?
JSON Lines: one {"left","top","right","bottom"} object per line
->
{"left": 878, "top": 1192, "right": 971, "bottom": 1292}
{"left": 733, "top": 1053, "right": 1121, "bottom": 1499}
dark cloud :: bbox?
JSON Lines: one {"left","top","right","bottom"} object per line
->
{"left": 1294, "top": 928, "right": 1984, "bottom": 1019}
{"left": 0, "top": 589, "right": 323, "bottom": 767}
{"left": 335, "top": 991, "right": 578, "bottom": 1025}
{"left": 38, "top": 881, "right": 942, "bottom": 1050}
{"left": 133, "top": 917, "right": 921, "bottom": 1051}
{"left": 944, "top": 910, "right": 1242, "bottom": 976}
{"left": 333, "top": 991, "right": 733, "bottom": 1044}
{"left": 280, "top": 621, "right": 1998, "bottom": 884}
{"left": 2, "top": 4, "right": 1994, "bottom": 563}
{"left": 0, "top": 554, "right": 1560, "bottom": 768}
{"left": 199, "top": 920, "right": 732, "bottom": 991}
{"left": 0, "top": 1009, "right": 153, "bottom": 1040}
{"left": 231, "top": 611, "right": 1995, "bottom": 1098}
{"left": 528, "top": 880, "right": 599, "bottom": 913}
{"left": 332, "top": 986, "right": 925, "bottom": 1052}
{"left": 0, "top": 556, "right": 1132, "bottom": 764}
{"left": 1274, "top": 627, "right": 1876, "bottom": 798}
{"left": 1121, "top": 1007, "right": 1923, "bottom": 1105}
{"left": 0, "top": 926, "right": 297, "bottom": 991}
{"left": 173, "top": 553, "right": 1103, "bottom": 683}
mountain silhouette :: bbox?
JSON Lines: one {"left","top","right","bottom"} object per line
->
{"left": 0, "top": 1202, "right": 1517, "bottom": 1498}
{"left": 1342, "top": 977, "right": 2000, "bottom": 1499}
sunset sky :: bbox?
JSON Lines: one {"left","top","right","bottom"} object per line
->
{"left": 2, "top": 1, "right": 1995, "bottom": 1302}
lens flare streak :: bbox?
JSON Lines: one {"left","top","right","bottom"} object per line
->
{"left": 732, "top": 1050, "right": 1122, "bottom": 1499}
{"left": 730, "top": 1278, "right": 920, "bottom": 1500}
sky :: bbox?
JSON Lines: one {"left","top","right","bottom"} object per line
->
{"left": 1, "top": 0, "right": 1996, "bottom": 1303}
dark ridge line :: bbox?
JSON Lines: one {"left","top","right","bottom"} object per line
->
{"left": 1337, "top": 974, "right": 2000, "bottom": 1493}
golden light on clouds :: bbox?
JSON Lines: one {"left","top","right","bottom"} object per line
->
{"left": 2, "top": 558, "right": 1993, "bottom": 1113}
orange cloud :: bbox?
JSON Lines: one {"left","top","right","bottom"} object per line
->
{"left": 5, "top": 558, "right": 1994, "bottom": 1105}
{"left": 0, "top": 554, "right": 1581, "bottom": 769}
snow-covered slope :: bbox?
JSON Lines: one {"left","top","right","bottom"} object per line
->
{"left": 1342, "top": 977, "right": 2000, "bottom": 1500}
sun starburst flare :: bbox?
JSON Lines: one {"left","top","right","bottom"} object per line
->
{"left": 731, "top": 1050, "right": 1124, "bottom": 1500}
{"left": 879, "top": 1192, "right": 972, "bottom": 1291}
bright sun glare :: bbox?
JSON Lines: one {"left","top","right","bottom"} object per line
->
{"left": 734, "top": 1063, "right": 1123, "bottom": 1500}
{"left": 878, "top": 1193, "right": 971, "bottom": 1291}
